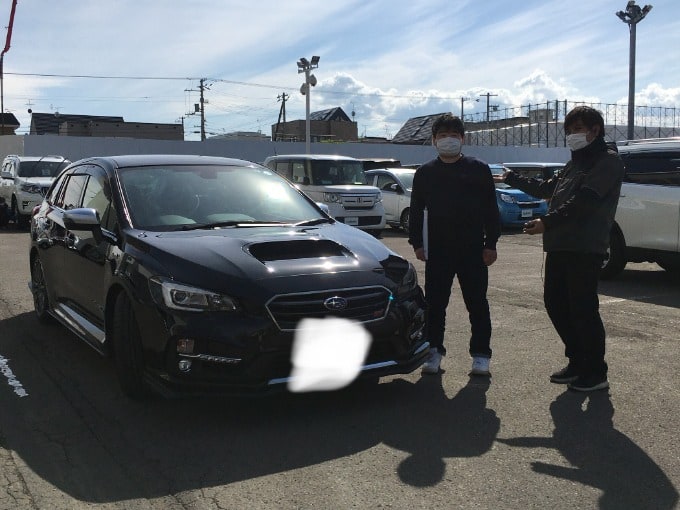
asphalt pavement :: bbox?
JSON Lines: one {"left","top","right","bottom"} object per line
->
{"left": 0, "top": 225, "right": 678, "bottom": 509}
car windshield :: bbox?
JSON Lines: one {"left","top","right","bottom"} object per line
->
{"left": 396, "top": 172, "right": 415, "bottom": 190}
{"left": 309, "top": 161, "right": 367, "bottom": 185}
{"left": 17, "top": 160, "right": 69, "bottom": 178}
{"left": 118, "top": 164, "right": 325, "bottom": 231}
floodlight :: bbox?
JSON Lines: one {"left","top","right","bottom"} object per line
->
{"left": 310, "top": 55, "right": 320, "bottom": 66}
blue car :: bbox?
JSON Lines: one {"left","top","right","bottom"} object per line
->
{"left": 489, "top": 164, "right": 548, "bottom": 227}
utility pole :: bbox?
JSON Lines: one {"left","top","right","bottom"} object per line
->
{"left": 185, "top": 78, "right": 209, "bottom": 141}
{"left": 479, "top": 92, "right": 498, "bottom": 124}
{"left": 1, "top": 0, "right": 18, "bottom": 133}
{"left": 274, "top": 92, "right": 289, "bottom": 141}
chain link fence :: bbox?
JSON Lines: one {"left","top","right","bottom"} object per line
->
{"left": 463, "top": 100, "right": 680, "bottom": 146}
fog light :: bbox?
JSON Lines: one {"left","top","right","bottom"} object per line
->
{"left": 177, "top": 338, "right": 195, "bottom": 354}
{"left": 178, "top": 359, "right": 192, "bottom": 372}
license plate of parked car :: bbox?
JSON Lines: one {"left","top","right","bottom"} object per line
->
{"left": 345, "top": 216, "right": 359, "bottom": 225}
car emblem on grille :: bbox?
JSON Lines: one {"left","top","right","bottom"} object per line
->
{"left": 356, "top": 197, "right": 362, "bottom": 204}
{"left": 323, "top": 296, "right": 348, "bottom": 311}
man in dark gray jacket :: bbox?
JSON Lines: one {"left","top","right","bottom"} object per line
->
{"left": 496, "top": 106, "right": 624, "bottom": 392}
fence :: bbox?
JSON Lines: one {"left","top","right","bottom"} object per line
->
{"left": 463, "top": 100, "right": 680, "bottom": 147}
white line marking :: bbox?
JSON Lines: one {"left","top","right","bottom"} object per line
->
{"left": 0, "top": 355, "right": 29, "bottom": 398}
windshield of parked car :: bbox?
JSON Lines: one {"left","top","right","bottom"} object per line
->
{"left": 310, "top": 160, "right": 367, "bottom": 185}
{"left": 17, "top": 160, "right": 69, "bottom": 178}
{"left": 119, "top": 164, "right": 325, "bottom": 231}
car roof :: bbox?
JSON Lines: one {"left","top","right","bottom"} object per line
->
{"left": 502, "top": 162, "right": 565, "bottom": 167}
{"left": 617, "top": 137, "right": 680, "bottom": 153}
{"left": 365, "top": 167, "right": 415, "bottom": 174}
{"left": 263, "top": 154, "right": 359, "bottom": 162}
{"left": 7, "top": 155, "right": 70, "bottom": 162}
{"left": 69, "top": 154, "right": 259, "bottom": 169}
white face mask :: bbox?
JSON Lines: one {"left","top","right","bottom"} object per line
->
{"left": 566, "top": 133, "right": 591, "bottom": 151}
{"left": 435, "top": 137, "right": 462, "bottom": 157}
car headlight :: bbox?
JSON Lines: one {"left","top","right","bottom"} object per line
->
{"left": 20, "top": 183, "right": 43, "bottom": 194}
{"left": 398, "top": 262, "right": 418, "bottom": 293}
{"left": 149, "top": 277, "right": 239, "bottom": 312}
{"left": 323, "top": 192, "right": 340, "bottom": 203}
{"left": 375, "top": 192, "right": 382, "bottom": 203}
{"left": 499, "top": 194, "right": 516, "bottom": 204}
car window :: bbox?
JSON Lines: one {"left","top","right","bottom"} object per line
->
{"left": 17, "top": 160, "right": 69, "bottom": 178}
{"left": 376, "top": 174, "right": 397, "bottom": 191}
{"left": 310, "top": 161, "right": 367, "bottom": 185}
{"left": 621, "top": 151, "right": 680, "bottom": 186}
{"left": 82, "top": 168, "right": 117, "bottom": 231}
{"left": 59, "top": 174, "right": 88, "bottom": 210}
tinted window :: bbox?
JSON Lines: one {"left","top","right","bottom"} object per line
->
{"left": 309, "top": 161, "right": 367, "bottom": 185}
{"left": 17, "top": 160, "right": 69, "bottom": 178}
{"left": 82, "top": 169, "right": 117, "bottom": 231}
{"left": 59, "top": 175, "right": 88, "bottom": 209}
{"left": 621, "top": 151, "right": 680, "bottom": 186}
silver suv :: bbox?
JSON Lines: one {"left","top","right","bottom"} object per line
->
{"left": 601, "top": 138, "right": 680, "bottom": 278}
{"left": 0, "top": 154, "right": 71, "bottom": 227}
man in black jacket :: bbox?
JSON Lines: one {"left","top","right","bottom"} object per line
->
{"left": 409, "top": 114, "right": 501, "bottom": 376}
{"left": 496, "top": 106, "right": 624, "bottom": 392}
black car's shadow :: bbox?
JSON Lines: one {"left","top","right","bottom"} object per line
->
{"left": 1, "top": 312, "right": 499, "bottom": 503}
{"left": 498, "top": 391, "right": 679, "bottom": 510}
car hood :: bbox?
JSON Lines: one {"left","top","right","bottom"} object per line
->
{"left": 128, "top": 222, "right": 406, "bottom": 296}
{"left": 18, "top": 176, "right": 54, "bottom": 186}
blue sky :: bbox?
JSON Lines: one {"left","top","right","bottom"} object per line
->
{"left": 2, "top": 0, "right": 679, "bottom": 141}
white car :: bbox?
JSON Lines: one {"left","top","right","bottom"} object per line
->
{"left": 365, "top": 167, "right": 415, "bottom": 233}
{"left": 601, "top": 138, "right": 680, "bottom": 278}
{"left": 0, "top": 155, "right": 70, "bottom": 227}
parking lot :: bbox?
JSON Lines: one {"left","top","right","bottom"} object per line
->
{"left": 0, "top": 225, "right": 678, "bottom": 509}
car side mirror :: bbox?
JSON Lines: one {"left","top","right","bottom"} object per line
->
{"left": 63, "top": 207, "right": 104, "bottom": 244}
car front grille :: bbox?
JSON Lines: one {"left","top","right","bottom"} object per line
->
{"left": 266, "top": 286, "right": 392, "bottom": 331}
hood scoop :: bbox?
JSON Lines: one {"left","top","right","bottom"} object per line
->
{"left": 248, "top": 239, "right": 351, "bottom": 263}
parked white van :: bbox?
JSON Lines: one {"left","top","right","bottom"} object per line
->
{"left": 263, "top": 154, "right": 386, "bottom": 235}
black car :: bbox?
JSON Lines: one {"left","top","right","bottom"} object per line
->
{"left": 29, "top": 155, "right": 427, "bottom": 398}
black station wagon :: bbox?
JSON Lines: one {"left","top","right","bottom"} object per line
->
{"left": 29, "top": 155, "right": 427, "bottom": 398}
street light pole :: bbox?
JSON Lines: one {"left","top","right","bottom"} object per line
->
{"left": 616, "top": 1, "right": 653, "bottom": 140}
{"left": 297, "top": 56, "right": 320, "bottom": 154}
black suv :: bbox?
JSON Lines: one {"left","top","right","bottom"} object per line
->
{"left": 29, "top": 155, "right": 427, "bottom": 398}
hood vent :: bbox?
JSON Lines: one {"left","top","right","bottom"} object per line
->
{"left": 248, "top": 239, "right": 350, "bottom": 262}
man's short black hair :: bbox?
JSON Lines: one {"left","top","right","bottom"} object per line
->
{"left": 564, "top": 106, "right": 605, "bottom": 138}
{"left": 432, "top": 114, "right": 465, "bottom": 137}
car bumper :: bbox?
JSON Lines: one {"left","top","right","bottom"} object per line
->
{"left": 15, "top": 192, "right": 43, "bottom": 215}
{"left": 139, "top": 289, "right": 427, "bottom": 397}
{"left": 498, "top": 204, "right": 547, "bottom": 226}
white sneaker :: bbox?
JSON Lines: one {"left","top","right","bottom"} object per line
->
{"left": 470, "top": 356, "right": 490, "bottom": 376}
{"left": 421, "top": 348, "right": 442, "bottom": 375}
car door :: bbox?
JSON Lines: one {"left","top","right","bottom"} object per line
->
{"left": 374, "top": 172, "right": 400, "bottom": 224}
{"left": 61, "top": 165, "right": 116, "bottom": 325}
{"left": 616, "top": 150, "right": 680, "bottom": 252}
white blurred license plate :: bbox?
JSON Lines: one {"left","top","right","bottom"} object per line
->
{"left": 521, "top": 209, "right": 532, "bottom": 218}
{"left": 345, "top": 217, "right": 359, "bottom": 226}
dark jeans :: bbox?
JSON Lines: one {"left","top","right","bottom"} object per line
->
{"left": 424, "top": 248, "right": 492, "bottom": 358}
{"left": 544, "top": 251, "right": 607, "bottom": 377}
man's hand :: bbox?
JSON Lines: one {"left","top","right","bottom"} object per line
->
{"left": 482, "top": 248, "right": 497, "bottom": 266}
{"left": 414, "top": 247, "right": 427, "bottom": 261}
{"left": 523, "top": 219, "right": 545, "bottom": 235}
{"left": 492, "top": 170, "right": 510, "bottom": 184}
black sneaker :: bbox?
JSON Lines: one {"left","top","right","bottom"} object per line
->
{"left": 568, "top": 374, "right": 609, "bottom": 392}
{"left": 550, "top": 365, "right": 579, "bottom": 384}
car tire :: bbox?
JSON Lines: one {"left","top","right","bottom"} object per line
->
{"left": 31, "top": 257, "right": 52, "bottom": 324}
{"left": 400, "top": 208, "right": 410, "bottom": 234}
{"left": 11, "top": 196, "right": 29, "bottom": 229}
{"left": 600, "top": 227, "right": 626, "bottom": 280}
{"left": 112, "top": 292, "right": 149, "bottom": 400}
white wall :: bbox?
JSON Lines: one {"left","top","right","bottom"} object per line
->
{"left": 3, "top": 134, "right": 571, "bottom": 167}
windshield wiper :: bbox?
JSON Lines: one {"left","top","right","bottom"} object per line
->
{"left": 294, "top": 218, "right": 334, "bottom": 227}
{"left": 177, "top": 221, "right": 288, "bottom": 231}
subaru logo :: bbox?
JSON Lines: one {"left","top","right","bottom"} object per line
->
{"left": 323, "top": 296, "right": 348, "bottom": 311}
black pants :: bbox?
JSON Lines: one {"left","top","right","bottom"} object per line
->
{"left": 544, "top": 251, "right": 607, "bottom": 377}
{"left": 424, "top": 249, "right": 492, "bottom": 358}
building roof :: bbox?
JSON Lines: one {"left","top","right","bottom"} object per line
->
{"left": 309, "top": 107, "right": 351, "bottom": 122}
{"left": 392, "top": 112, "right": 449, "bottom": 145}
{"left": 30, "top": 113, "right": 125, "bottom": 135}
{"left": 0, "top": 112, "right": 20, "bottom": 127}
